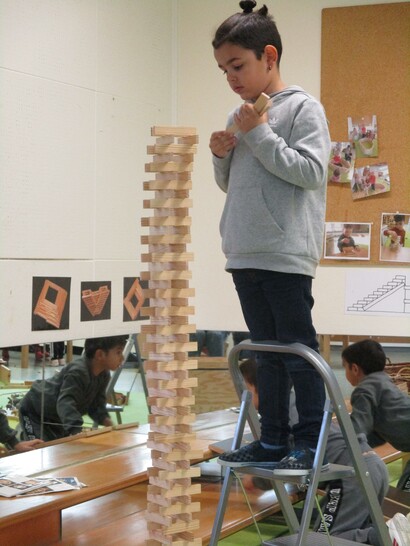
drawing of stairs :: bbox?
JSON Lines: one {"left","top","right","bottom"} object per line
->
{"left": 348, "top": 274, "right": 409, "bottom": 312}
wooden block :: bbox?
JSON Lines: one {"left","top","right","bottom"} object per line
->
{"left": 141, "top": 216, "right": 192, "bottom": 227}
{"left": 144, "top": 342, "right": 197, "bottom": 354}
{"left": 148, "top": 483, "right": 201, "bottom": 498}
{"left": 148, "top": 396, "right": 195, "bottom": 408}
{"left": 145, "top": 162, "right": 193, "bottom": 173}
{"left": 148, "top": 432, "right": 196, "bottom": 444}
{"left": 152, "top": 153, "right": 194, "bottom": 163}
{"left": 141, "top": 234, "right": 191, "bottom": 245}
{"left": 143, "top": 198, "right": 193, "bottom": 209}
{"left": 147, "top": 377, "right": 198, "bottom": 390}
{"left": 140, "top": 306, "right": 195, "bottom": 317}
{"left": 144, "top": 360, "right": 198, "bottom": 372}
{"left": 144, "top": 288, "right": 195, "bottom": 298}
{"left": 141, "top": 324, "right": 196, "bottom": 335}
{"left": 147, "top": 144, "right": 198, "bottom": 155}
{"left": 140, "top": 271, "right": 192, "bottom": 281}
{"left": 151, "top": 126, "right": 197, "bottom": 137}
{"left": 141, "top": 252, "right": 194, "bottom": 263}
{"left": 148, "top": 414, "right": 196, "bottom": 426}
{"left": 178, "top": 135, "right": 199, "bottom": 144}
{"left": 148, "top": 501, "right": 201, "bottom": 516}
{"left": 144, "top": 179, "right": 193, "bottom": 191}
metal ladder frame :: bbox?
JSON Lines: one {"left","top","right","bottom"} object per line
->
{"left": 209, "top": 340, "right": 391, "bottom": 546}
{"left": 105, "top": 333, "right": 149, "bottom": 423}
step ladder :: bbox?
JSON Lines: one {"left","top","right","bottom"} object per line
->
{"left": 209, "top": 340, "right": 392, "bottom": 546}
{"left": 105, "top": 333, "right": 149, "bottom": 424}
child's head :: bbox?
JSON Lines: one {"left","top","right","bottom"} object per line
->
{"left": 239, "top": 357, "right": 259, "bottom": 410}
{"left": 342, "top": 224, "right": 353, "bottom": 236}
{"left": 394, "top": 214, "right": 405, "bottom": 228}
{"left": 84, "top": 335, "right": 128, "bottom": 359}
{"left": 342, "top": 339, "right": 386, "bottom": 385}
{"left": 212, "top": 1, "right": 282, "bottom": 67}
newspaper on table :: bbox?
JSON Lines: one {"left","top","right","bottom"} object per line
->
{"left": 0, "top": 473, "right": 85, "bottom": 498}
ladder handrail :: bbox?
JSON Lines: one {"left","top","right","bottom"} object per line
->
{"left": 226, "top": 339, "right": 391, "bottom": 546}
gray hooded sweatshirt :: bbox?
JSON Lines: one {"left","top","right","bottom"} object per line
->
{"left": 213, "top": 86, "right": 331, "bottom": 278}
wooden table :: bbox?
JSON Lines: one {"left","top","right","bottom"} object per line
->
{"left": 0, "top": 412, "right": 241, "bottom": 546}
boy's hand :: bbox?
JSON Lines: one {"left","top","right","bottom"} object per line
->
{"left": 14, "top": 439, "right": 44, "bottom": 453}
{"left": 234, "top": 103, "right": 268, "bottom": 133}
{"left": 209, "top": 131, "right": 236, "bottom": 158}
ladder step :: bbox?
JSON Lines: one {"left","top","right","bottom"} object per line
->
{"left": 235, "top": 463, "right": 355, "bottom": 485}
{"left": 262, "top": 531, "right": 363, "bottom": 545}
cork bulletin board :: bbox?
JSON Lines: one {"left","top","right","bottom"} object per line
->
{"left": 320, "top": 2, "right": 410, "bottom": 266}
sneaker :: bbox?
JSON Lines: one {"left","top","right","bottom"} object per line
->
{"left": 387, "top": 512, "right": 410, "bottom": 546}
{"left": 49, "top": 359, "right": 60, "bottom": 367}
{"left": 218, "top": 441, "right": 287, "bottom": 468}
{"left": 58, "top": 358, "right": 65, "bottom": 366}
{"left": 274, "top": 448, "right": 329, "bottom": 476}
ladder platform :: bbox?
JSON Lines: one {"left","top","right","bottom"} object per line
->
{"left": 263, "top": 532, "right": 363, "bottom": 545}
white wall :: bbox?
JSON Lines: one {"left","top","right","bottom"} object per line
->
{"left": 0, "top": 0, "right": 175, "bottom": 346}
{"left": 176, "top": 0, "right": 410, "bottom": 336}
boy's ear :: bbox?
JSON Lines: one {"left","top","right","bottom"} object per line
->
{"left": 351, "top": 362, "right": 361, "bottom": 376}
{"left": 264, "top": 45, "right": 278, "bottom": 66}
{"left": 94, "top": 348, "right": 105, "bottom": 360}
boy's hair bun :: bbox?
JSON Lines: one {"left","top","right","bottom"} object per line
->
{"left": 239, "top": 0, "right": 256, "bottom": 13}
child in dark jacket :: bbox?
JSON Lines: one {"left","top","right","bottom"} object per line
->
{"left": 19, "top": 335, "right": 128, "bottom": 442}
{"left": 0, "top": 412, "right": 43, "bottom": 452}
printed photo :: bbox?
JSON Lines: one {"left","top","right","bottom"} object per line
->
{"left": 327, "top": 141, "right": 355, "bottom": 184}
{"left": 324, "top": 222, "right": 371, "bottom": 260}
{"left": 347, "top": 114, "right": 378, "bottom": 158}
{"left": 380, "top": 212, "right": 410, "bottom": 263}
{"left": 32, "top": 277, "right": 71, "bottom": 331}
{"left": 123, "top": 277, "right": 147, "bottom": 322}
{"left": 351, "top": 163, "right": 390, "bottom": 200}
{"left": 80, "top": 281, "right": 111, "bottom": 322}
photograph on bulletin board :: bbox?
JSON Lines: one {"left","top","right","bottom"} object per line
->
{"left": 380, "top": 212, "right": 410, "bottom": 263}
{"left": 323, "top": 222, "right": 371, "bottom": 261}
{"left": 327, "top": 141, "right": 355, "bottom": 184}
{"left": 348, "top": 114, "right": 378, "bottom": 158}
{"left": 351, "top": 163, "right": 390, "bottom": 200}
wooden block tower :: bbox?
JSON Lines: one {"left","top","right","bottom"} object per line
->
{"left": 141, "top": 126, "right": 202, "bottom": 546}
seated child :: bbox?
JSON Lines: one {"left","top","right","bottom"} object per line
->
{"left": 383, "top": 214, "right": 406, "bottom": 248}
{"left": 337, "top": 224, "right": 358, "bottom": 253}
{"left": 239, "top": 358, "right": 389, "bottom": 546}
{"left": 0, "top": 411, "right": 43, "bottom": 452}
{"left": 342, "top": 339, "right": 410, "bottom": 488}
{"left": 19, "top": 335, "right": 128, "bottom": 442}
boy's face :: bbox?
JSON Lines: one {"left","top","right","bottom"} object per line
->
{"left": 342, "top": 358, "right": 360, "bottom": 386}
{"left": 214, "top": 43, "right": 274, "bottom": 101}
{"left": 100, "top": 346, "right": 124, "bottom": 372}
{"left": 343, "top": 227, "right": 352, "bottom": 236}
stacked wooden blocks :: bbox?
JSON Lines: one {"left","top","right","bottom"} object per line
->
{"left": 141, "top": 126, "right": 202, "bottom": 546}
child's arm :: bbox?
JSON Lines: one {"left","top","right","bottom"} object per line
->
{"left": 349, "top": 387, "right": 375, "bottom": 438}
{"left": 245, "top": 98, "right": 330, "bottom": 190}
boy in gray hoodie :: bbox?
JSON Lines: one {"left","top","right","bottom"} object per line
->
{"left": 210, "top": 1, "right": 331, "bottom": 472}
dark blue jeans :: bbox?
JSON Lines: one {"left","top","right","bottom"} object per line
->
{"left": 232, "top": 269, "right": 326, "bottom": 450}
